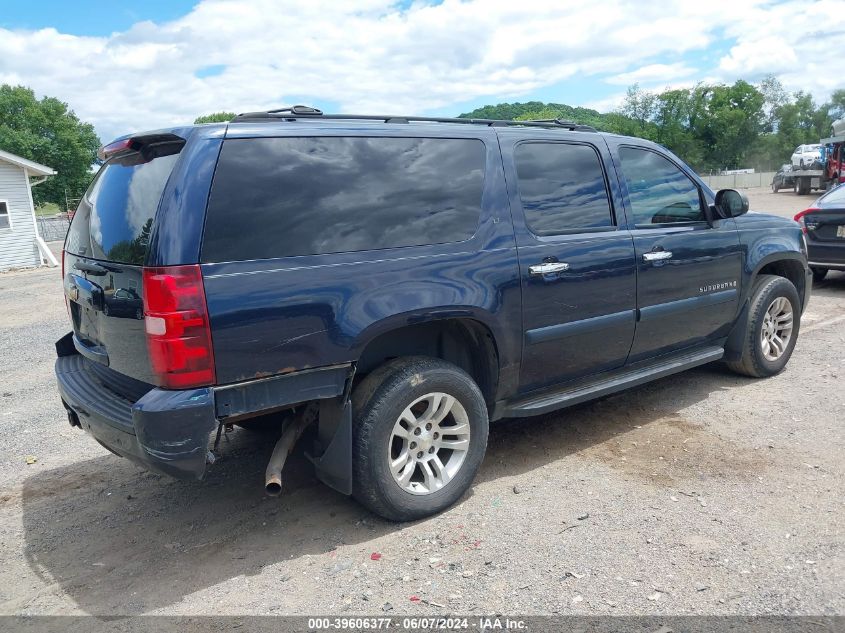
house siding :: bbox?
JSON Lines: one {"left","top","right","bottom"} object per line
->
{"left": 0, "top": 161, "right": 41, "bottom": 271}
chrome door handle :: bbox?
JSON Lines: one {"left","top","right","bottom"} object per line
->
{"left": 642, "top": 251, "right": 673, "bottom": 262}
{"left": 529, "top": 262, "right": 570, "bottom": 275}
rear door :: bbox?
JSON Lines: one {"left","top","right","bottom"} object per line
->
{"left": 608, "top": 141, "right": 743, "bottom": 362}
{"left": 63, "top": 149, "right": 182, "bottom": 385}
{"left": 501, "top": 131, "right": 637, "bottom": 393}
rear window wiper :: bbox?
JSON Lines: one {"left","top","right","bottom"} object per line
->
{"left": 73, "top": 261, "right": 110, "bottom": 276}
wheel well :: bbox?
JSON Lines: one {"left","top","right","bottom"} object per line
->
{"left": 757, "top": 259, "right": 806, "bottom": 307}
{"left": 356, "top": 319, "right": 499, "bottom": 407}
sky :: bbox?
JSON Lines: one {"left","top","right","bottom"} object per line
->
{"left": 0, "top": 0, "right": 842, "bottom": 142}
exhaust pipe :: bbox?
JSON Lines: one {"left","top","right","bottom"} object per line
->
{"left": 264, "top": 406, "right": 317, "bottom": 496}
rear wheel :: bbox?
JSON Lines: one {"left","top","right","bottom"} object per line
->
{"left": 726, "top": 275, "right": 801, "bottom": 378}
{"left": 811, "top": 267, "right": 828, "bottom": 283}
{"left": 351, "top": 357, "right": 488, "bottom": 521}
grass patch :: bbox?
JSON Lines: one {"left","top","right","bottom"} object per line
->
{"left": 35, "top": 202, "right": 61, "bottom": 216}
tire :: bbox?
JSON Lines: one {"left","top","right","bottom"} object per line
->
{"left": 811, "top": 267, "right": 828, "bottom": 283}
{"left": 726, "top": 275, "right": 801, "bottom": 378}
{"left": 351, "top": 357, "right": 489, "bottom": 521}
{"left": 772, "top": 182, "right": 779, "bottom": 193}
{"left": 103, "top": 304, "right": 110, "bottom": 316}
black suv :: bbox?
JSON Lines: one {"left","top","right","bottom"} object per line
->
{"left": 56, "top": 108, "right": 812, "bottom": 520}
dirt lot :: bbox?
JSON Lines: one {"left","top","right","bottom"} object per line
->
{"left": 1, "top": 188, "right": 843, "bottom": 618}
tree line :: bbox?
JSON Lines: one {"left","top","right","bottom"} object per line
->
{"left": 461, "top": 76, "right": 845, "bottom": 173}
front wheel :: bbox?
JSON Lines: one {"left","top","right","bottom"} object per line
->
{"left": 726, "top": 275, "right": 801, "bottom": 378}
{"left": 351, "top": 357, "right": 489, "bottom": 521}
{"left": 772, "top": 182, "right": 779, "bottom": 193}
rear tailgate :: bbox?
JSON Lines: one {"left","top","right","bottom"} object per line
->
{"left": 63, "top": 146, "right": 182, "bottom": 387}
{"left": 804, "top": 207, "right": 845, "bottom": 242}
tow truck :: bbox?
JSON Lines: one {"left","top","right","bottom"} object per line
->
{"left": 791, "top": 135, "right": 845, "bottom": 194}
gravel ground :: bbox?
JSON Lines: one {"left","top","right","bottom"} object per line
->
{"left": 1, "top": 188, "right": 843, "bottom": 617}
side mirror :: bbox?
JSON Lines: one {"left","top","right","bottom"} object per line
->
{"left": 714, "top": 188, "right": 749, "bottom": 219}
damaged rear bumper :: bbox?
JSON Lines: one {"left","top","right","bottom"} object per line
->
{"left": 55, "top": 353, "right": 217, "bottom": 480}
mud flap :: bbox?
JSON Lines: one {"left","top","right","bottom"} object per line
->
{"left": 308, "top": 400, "right": 353, "bottom": 496}
{"left": 723, "top": 299, "right": 750, "bottom": 363}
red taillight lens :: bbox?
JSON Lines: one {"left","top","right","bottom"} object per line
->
{"left": 61, "top": 249, "right": 69, "bottom": 315}
{"left": 793, "top": 208, "right": 819, "bottom": 233}
{"left": 142, "top": 265, "right": 216, "bottom": 389}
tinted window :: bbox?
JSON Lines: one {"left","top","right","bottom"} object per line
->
{"left": 618, "top": 147, "right": 704, "bottom": 225}
{"left": 514, "top": 142, "right": 613, "bottom": 234}
{"left": 65, "top": 154, "right": 179, "bottom": 264}
{"left": 202, "top": 137, "right": 485, "bottom": 262}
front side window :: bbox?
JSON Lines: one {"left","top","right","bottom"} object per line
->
{"left": 514, "top": 142, "right": 613, "bottom": 235}
{"left": 202, "top": 136, "right": 485, "bottom": 262}
{"left": 0, "top": 201, "right": 9, "bottom": 229}
{"left": 618, "top": 147, "right": 704, "bottom": 225}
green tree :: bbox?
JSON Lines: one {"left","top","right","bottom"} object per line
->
{"left": 700, "top": 80, "right": 765, "bottom": 170}
{"left": 460, "top": 101, "right": 612, "bottom": 130}
{"left": 618, "top": 84, "right": 658, "bottom": 140}
{"left": 194, "top": 112, "right": 236, "bottom": 124}
{"left": 0, "top": 85, "right": 100, "bottom": 209}
{"left": 827, "top": 89, "right": 845, "bottom": 118}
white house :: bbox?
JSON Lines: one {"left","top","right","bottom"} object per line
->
{"left": 0, "top": 149, "right": 57, "bottom": 271}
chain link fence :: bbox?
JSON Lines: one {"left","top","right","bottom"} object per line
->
{"left": 36, "top": 215, "right": 71, "bottom": 243}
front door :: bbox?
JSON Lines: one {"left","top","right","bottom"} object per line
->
{"left": 610, "top": 143, "right": 743, "bottom": 363}
{"left": 502, "top": 134, "right": 637, "bottom": 393}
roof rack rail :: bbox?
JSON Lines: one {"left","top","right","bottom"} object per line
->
{"left": 231, "top": 106, "right": 597, "bottom": 132}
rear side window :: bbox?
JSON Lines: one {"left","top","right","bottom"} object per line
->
{"left": 201, "top": 137, "right": 484, "bottom": 262}
{"left": 65, "top": 154, "right": 179, "bottom": 265}
{"left": 514, "top": 142, "right": 613, "bottom": 235}
{"left": 617, "top": 147, "right": 704, "bottom": 225}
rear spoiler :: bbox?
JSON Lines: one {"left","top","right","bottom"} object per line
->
{"left": 98, "top": 133, "right": 186, "bottom": 165}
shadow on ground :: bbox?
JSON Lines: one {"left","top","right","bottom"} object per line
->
{"left": 21, "top": 362, "right": 755, "bottom": 614}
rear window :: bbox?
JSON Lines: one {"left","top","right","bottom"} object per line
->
{"left": 201, "top": 136, "right": 485, "bottom": 262}
{"left": 65, "top": 154, "right": 179, "bottom": 265}
{"left": 820, "top": 184, "right": 845, "bottom": 205}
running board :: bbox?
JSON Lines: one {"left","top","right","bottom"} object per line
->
{"left": 500, "top": 346, "right": 724, "bottom": 418}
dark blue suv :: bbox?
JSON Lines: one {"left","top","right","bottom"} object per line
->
{"left": 55, "top": 108, "right": 812, "bottom": 520}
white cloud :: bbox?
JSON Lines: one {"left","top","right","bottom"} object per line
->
{"left": 0, "top": 0, "right": 840, "bottom": 141}
{"left": 606, "top": 63, "right": 697, "bottom": 86}
{"left": 717, "top": 0, "right": 844, "bottom": 99}
{"left": 581, "top": 92, "right": 628, "bottom": 113}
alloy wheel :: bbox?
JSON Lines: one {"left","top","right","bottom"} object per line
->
{"left": 760, "top": 296, "right": 794, "bottom": 361}
{"left": 388, "top": 392, "right": 470, "bottom": 495}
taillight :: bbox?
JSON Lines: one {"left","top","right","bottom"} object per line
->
{"left": 61, "top": 249, "right": 69, "bottom": 315}
{"left": 97, "top": 138, "right": 137, "bottom": 161}
{"left": 793, "top": 208, "right": 819, "bottom": 234}
{"left": 142, "top": 265, "right": 216, "bottom": 389}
